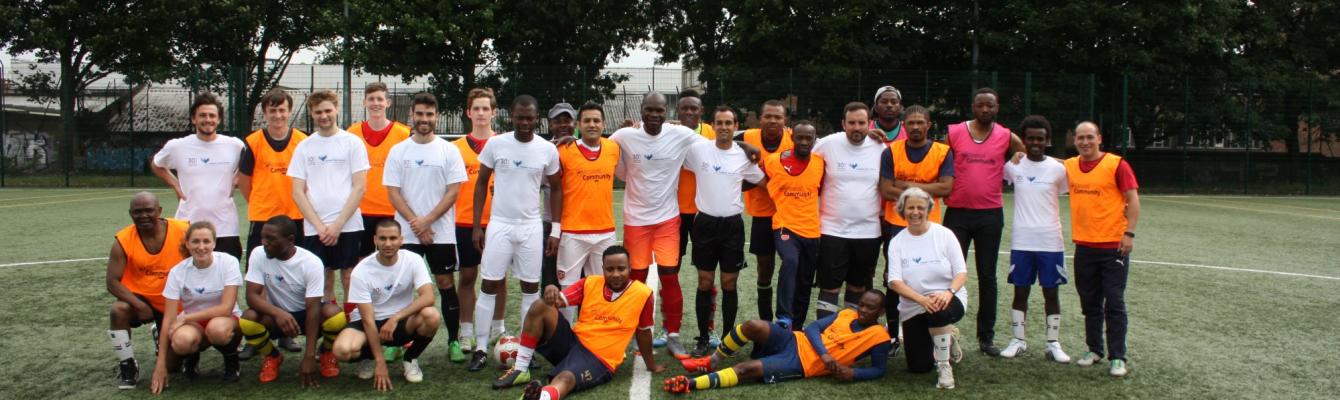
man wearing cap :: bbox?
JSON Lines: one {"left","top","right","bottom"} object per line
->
{"left": 541, "top": 102, "right": 578, "bottom": 291}
{"left": 871, "top": 86, "right": 905, "bottom": 143}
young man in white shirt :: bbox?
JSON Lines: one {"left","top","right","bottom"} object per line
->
{"left": 468, "top": 95, "right": 563, "bottom": 371}
{"left": 684, "top": 105, "right": 766, "bottom": 356}
{"left": 331, "top": 220, "right": 441, "bottom": 391}
{"left": 150, "top": 93, "right": 246, "bottom": 259}
{"left": 384, "top": 92, "right": 470, "bottom": 362}
{"left": 238, "top": 216, "right": 347, "bottom": 385}
{"left": 814, "top": 102, "right": 886, "bottom": 322}
{"left": 288, "top": 90, "right": 370, "bottom": 310}
{"left": 1000, "top": 116, "right": 1072, "bottom": 362}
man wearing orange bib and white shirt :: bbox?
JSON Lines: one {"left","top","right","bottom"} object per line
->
{"left": 240, "top": 88, "right": 308, "bottom": 259}
{"left": 813, "top": 103, "right": 885, "bottom": 323}
{"left": 1065, "top": 122, "right": 1140, "bottom": 377}
{"left": 289, "top": 90, "right": 370, "bottom": 308}
{"left": 942, "top": 88, "right": 1024, "bottom": 356}
{"left": 762, "top": 122, "right": 824, "bottom": 331}
{"left": 468, "top": 95, "right": 563, "bottom": 371}
{"left": 347, "top": 82, "right": 412, "bottom": 265}
{"left": 553, "top": 102, "right": 620, "bottom": 321}
{"left": 151, "top": 93, "right": 246, "bottom": 259}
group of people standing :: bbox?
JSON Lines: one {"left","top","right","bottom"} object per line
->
{"left": 102, "top": 81, "right": 1140, "bottom": 399}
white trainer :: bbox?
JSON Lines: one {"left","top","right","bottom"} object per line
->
{"left": 1000, "top": 338, "right": 1027, "bottom": 358}
{"left": 356, "top": 360, "right": 375, "bottom": 379}
{"left": 1045, "top": 342, "right": 1071, "bottom": 363}
{"left": 460, "top": 330, "right": 475, "bottom": 352}
{"left": 935, "top": 361, "right": 956, "bottom": 389}
{"left": 1076, "top": 351, "right": 1102, "bottom": 367}
{"left": 1109, "top": 359, "right": 1128, "bottom": 377}
{"left": 403, "top": 360, "right": 424, "bottom": 383}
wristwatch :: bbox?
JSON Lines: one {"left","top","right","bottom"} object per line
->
{"left": 1123, "top": 231, "right": 1136, "bottom": 239}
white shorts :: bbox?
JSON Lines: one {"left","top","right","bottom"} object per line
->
{"left": 479, "top": 221, "right": 543, "bottom": 283}
{"left": 556, "top": 232, "right": 617, "bottom": 286}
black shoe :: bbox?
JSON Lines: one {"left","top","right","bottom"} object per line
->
{"left": 980, "top": 341, "right": 1002, "bottom": 357}
{"left": 691, "top": 336, "right": 712, "bottom": 357}
{"left": 888, "top": 338, "right": 901, "bottom": 359}
{"left": 521, "top": 380, "right": 544, "bottom": 400}
{"left": 467, "top": 350, "right": 489, "bottom": 372}
{"left": 180, "top": 354, "right": 200, "bottom": 380}
{"left": 222, "top": 354, "right": 241, "bottom": 383}
{"left": 116, "top": 359, "right": 139, "bottom": 389}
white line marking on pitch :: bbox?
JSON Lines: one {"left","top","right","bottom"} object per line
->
{"left": 630, "top": 355, "right": 652, "bottom": 400}
{"left": 0, "top": 257, "right": 102, "bottom": 268}
{"left": 968, "top": 250, "right": 1340, "bottom": 281}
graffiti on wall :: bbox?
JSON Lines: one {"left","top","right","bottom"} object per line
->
{"left": 3, "top": 131, "right": 51, "bottom": 172}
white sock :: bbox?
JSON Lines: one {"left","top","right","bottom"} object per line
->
{"left": 1046, "top": 314, "right": 1061, "bottom": 342}
{"left": 109, "top": 330, "right": 134, "bottom": 361}
{"left": 538, "top": 390, "right": 553, "bottom": 400}
{"left": 1011, "top": 309, "right": 1027, "bottom": 340}
{"left": 474, "top": 293, "right": 495, "bottom": 352}
{"left": 933, "top": 333, "right": 952, "bottom": 362}
{"left": 559, "top": 306, "right": 577, "bottom": 323}
{"left": 461, "top": 322, "right": 475, "bottom": 341}
{"left": 492, "top": 319, "right": 506, "bottom": 337}
{"left": 514, "top": 343, "right": 536, "bottom": 371}
{"left": 521, "top": 291, "right": 540, "bottom": 324}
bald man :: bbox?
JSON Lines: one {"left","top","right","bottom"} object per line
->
{"left": 107, "top": 192, "right": 190, "bottom": 389}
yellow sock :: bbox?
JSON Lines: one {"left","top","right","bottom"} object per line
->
{"left": 320, "top": 312, "right": 348, "bottom": 351}
{"left": 692, "top": 367, "right": 739, "bottom": 390}
{"left": 716, "top": 324, "right": 748, "bottom": 359}
{"left": 239, "top": 318, "right": 275, "bottom": 356}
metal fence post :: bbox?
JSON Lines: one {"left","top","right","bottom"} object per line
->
{"left": 1242, "top": 78, "right": 1251, "bottom": 194}
{"left": 1121, "top": 74, "right": 1128, "bottom": 155}
{"left": 1, "top": 58, "right": 6, "bottom": 187}
{"left": 1182, "top": 77, "right": 1189, "bottom": 194}
{"left": 1306, "top": 79, "right": 1313, "bottom": 195}
{"left": 130, "top": 87, "right": 136, "bottom": 187}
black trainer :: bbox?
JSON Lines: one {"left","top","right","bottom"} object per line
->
{"left": 980, "top": 341, "right": 1002, "bottom": 357}
{"left": 691, "top": 336, "right": 712, "bottom": 357}
{"left": 888, "top": 338, "right": 901, "bottom": 359}
{"left": 467, "top": 350, "right": 489, "bottom": 372}
{"left": 117, "top": 359, "right": 139, "bottom": 389}
{"left": 222, "top": 353, "right": 241, "bottom": 382}
{"left": 180, "top": 354, "right": 201, "bottom": 380}
{"left": 521, "top": 379, "right": 544, "bottom": 400}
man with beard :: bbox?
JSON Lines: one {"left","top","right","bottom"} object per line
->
{"left": 812, "top": 103, "right": 885, "bottom": 323}
{"left": 870, "top": 86, "right": 905, "bottom": 143}
{"left": 151, "top": 93, "right": 245, "bottom": 259}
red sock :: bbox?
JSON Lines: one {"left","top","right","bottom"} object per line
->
{"left": 343, "top": 302, "right": 356, "bottom": 315}
{"left": 659, "top": 271, "right": 683, "bottom": 333}
{"left": 541, "top": 385, "right": 561, "bottom": 400}
{"left": 630, "top": 268, "right": 649, "bottom": 283}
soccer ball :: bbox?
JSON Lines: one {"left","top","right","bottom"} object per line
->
{"left": 492, "top": 335, "right": 521, "bottom": 368}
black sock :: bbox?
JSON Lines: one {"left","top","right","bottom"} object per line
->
{"left": 884, "top": 287, "right": 900, "bottom": 335}
{"left": 817, "top": 291, "right": 840, "bottom": 319}
{"left": 214, "top": 333, "right": 242, "bottom": 362}
{"left": 757, "top": 286, "right": 774, "bottom": 321}
{"left": 722, "top": 289, "right": 738, "bottom": 338}
{"left": 403, "top": 334, "right": 434, "bottom": 361}
{"left": 696, "top": 289, "right": 712, "bottom": 339}
{"left": 440, "top": 287, "right": 460, "bottom": 343}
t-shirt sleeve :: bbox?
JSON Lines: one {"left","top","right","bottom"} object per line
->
{"left": 411, "top": 258, "right": 433, "bottom": 290}
{"left": 382, "top": 147, "right": 403, "bottom": 188}
{"left": 879, "top": 147, "right": 894, "bottom": 180}
{"left": 238, "top": 144, "right": 255, "bottom": 176}
{"left": 943, "top": 228, "right": 968, "bottom": 276}
{"left": 304, "top": 258, "right": 325, "bottom": 299}
{"left": 349, "top": 138, "right": 371, "bottom": 173}
{"left": 683, "top": 146, "right": 700, "bottom": 172}
{"left": 477, "top": 140, "right": 497, "bottom": 169}
{"left": 732, "top": 132, "right": 744, "bottom": 141}
{"left": 885, "top": 239, "right": 903, "bottom": 284}
{"left": 742, "top": 162, "right": 765, "bottom": 184}
{"left": 444, "top": 143, "right": 469, "bottom": 185}
{"left": 544, "top": 146, "right": 561, "bottom": 176}
{"left": 347, "top": 271, "right": 372, "bottom": 304}
{"left": 939, "top": 151, "right": 955, "bottom": 177}
{"left": 244, "top": 254, "right": 264, "bottom": 284}
{"left": 286, "top": 144, "right": 307, "bottom": 180}
{"left": 561, "top": 279, "right": 586, "bottom": 307}
{"left": 162, "top": 267, "right": 182, "bottom": 300}
{"left": 152, "top": 140, "right": 175, "bottom": 169}
{"left": 1055, "top": 162, "right": 1070, "bottom": 194}
{"left": 638, "top": 293, "right": 655, "bottom": 328}
{"left": 1116, "top": 160, "right": 1139, "bottom": 192}
{"left": 224, "top": 258, "right": 244, "bottom": 287}
{"left": 1003, "top": 162, "right": 1016, "bottom": 184}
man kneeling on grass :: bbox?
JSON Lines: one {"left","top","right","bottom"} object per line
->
{"left": 664, "top": 290, "right": 891, "bottom": 394}
{"left": 239, "top": 216, "right": 347, "bottom": 385}
{"left": 332, "top": 219, "right": 440, "bottom": 392}
{"left": 492, "top": 245, "right": 665, "bottom": 400}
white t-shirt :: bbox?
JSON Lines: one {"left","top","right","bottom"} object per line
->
{"left": 1004, "top": 157, "right": 1068, "bottom": 252}
{"left": 152, "top": 134, "right": 245, "bottom": 237}
{"left": 383, "top": 135, "right": 470, "bottom": 244}
{"left": 684, "top": 141, "right": 764, "bottom": 217}
{"left": 610, "top": 124, "right": 706, "bottom": 226}
{"left": 476, "top": 133, "right": 560, "bottom": 225}
{"left": 813, "top": 134, "right": 884, "bottom": 238}
{"left": 162, "top": 252, "right": 244, "bottom": 317}
{"left": 886, "top": 224, "right": 969, "bottom": 322}
{"left": 347, "top": 250, "right": 434, "bottom": 322}
{"left": 244, "top": 246, "right": 325, "bottom": 313}
{"left": 287, "top": 130, "right": 371, "bottom": 234}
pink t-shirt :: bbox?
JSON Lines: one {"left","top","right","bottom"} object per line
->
{"left": 946, "top": 121, "right": 1011, "bottom": 209}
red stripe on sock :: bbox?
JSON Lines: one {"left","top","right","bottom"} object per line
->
{"left": 520, "top": 333, "right": 539, "bottom": 349}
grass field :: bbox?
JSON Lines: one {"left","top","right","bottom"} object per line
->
{"left": 0, "top": 188, "right": 1336, "bottom": 399}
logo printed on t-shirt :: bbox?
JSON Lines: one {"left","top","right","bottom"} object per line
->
{"left": 415, "top": 159, "right": 424, "bottom": 166}
{"left": 194, "top": 287, "right": 205, "bottom": 294}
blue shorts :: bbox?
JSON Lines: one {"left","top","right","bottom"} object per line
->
{"left": 751, "top": 322, "right": 805, "bottom": 384}
{"left": 1008, "top": 250, "right": 1068, "bottom": 288}
{"left": 536, "top": 314, "right": 613, "bottom": 393}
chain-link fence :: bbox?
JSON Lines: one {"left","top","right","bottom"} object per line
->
{"left": 3, "top": 65, "right": 1338, "bottom": 194}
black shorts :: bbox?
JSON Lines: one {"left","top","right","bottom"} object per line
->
{"left": 679, "top": 213, "right": 696, "bottom": 256}
{"left": 403, "top": 243, "right": 460, "bottom": 274}
{"left": 537, "top": 314, "right": 614, "bottom": 393}
{"left": 455, "top": 226, "right": 483, "bottom": 268}
{"left": 748, "top": 216, "right": 776, "bottom": 257}
{"left": 246, "top": 220, "right": 305, "bottom": 259}
{"left": 215, "top": 236, "right": 243, "bottom": 261}
{"left": 302, "top": 232, "right": 363, "bottom": 270}
{"left": 347, "top": 317, "right": 414, "bottom": 347}
{"left": 817, "top": 235, "right": 882, "bottom": 290}
{"left": 691, "top": 213, "right": 746, "bottom": 273}
{"left": 359, "top": 215, "right": 395, "bottom": 258}
{"left": 128, "top": 294, "right": 166, "bottom": 330}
